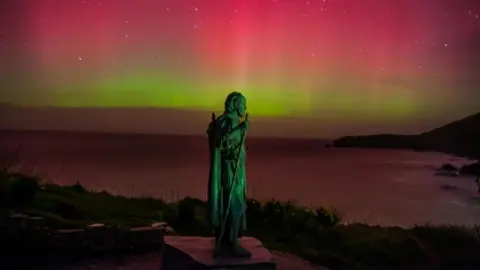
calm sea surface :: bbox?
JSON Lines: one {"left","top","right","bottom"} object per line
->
{"left": 1, "top": 130, "right": 479, "bottom": 227}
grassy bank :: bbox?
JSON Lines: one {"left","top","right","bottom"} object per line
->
{"left": 1, "top": 170, "right": 480, "bottom": 270}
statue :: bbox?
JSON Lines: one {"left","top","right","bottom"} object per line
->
{"left": 207, "top": 92, "right": 251, "bottom": 258}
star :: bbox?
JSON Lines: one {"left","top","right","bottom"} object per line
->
{"left": 78, "top": 56, "right": 83, "bottom": 61}
{"left": 124, "top": 34, "right": 128, "bottom": 39}
{"left": 193, "top": 6, "right": 198, "bottom": 12}
{"left": 444, "top": 43, "right": 448, "bottom": 47}
{"left": 125, "top": 20, "right": 129, "bottom": 24}
{"left": 166, "top": 7, "right": 171, "bottom": 12}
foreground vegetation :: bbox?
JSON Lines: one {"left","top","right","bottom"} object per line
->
{"left": 1, "top": 170, "right": 480, "bottom": 270}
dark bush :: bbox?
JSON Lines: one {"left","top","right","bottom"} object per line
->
{"left": 316, "top": 206, "right": 342, "bottom": 227}
{"left": 0, "top": 173, "right": 8, "bottom": 214}
{"left": 54, "top": 201, "right": 85, "bottom": 220}
{"left": 68, "top": 182, "right": 87, "bottom": 193}
{"left": 174, "top": 197, "right": 208, "bottom": 234}
{"left": 7, "top": 174, "right": 40, "bottom": 209}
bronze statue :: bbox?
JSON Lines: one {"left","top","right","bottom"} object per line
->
{"left": 207, "top": 92, "right": 251, "bottom": 258}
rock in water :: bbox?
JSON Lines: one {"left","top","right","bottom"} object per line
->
{"left": 440, "top": 163, "right": 458, "bottom": 172}
{"left": 161, "top": 236, "right": 276, "bottom": 270}
{"left": 461, "top": 162, "right": 480, "bottom": 176}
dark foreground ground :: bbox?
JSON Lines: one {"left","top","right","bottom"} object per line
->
{"left": 1, "top": 170, "right": 480, "bottom": 270}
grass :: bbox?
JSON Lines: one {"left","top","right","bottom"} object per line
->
{"left": 1, "top": 170, "right": 480, "bottom": 270}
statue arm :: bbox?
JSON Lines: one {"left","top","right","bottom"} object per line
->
{"left": 232, "top": 122, "right": 247, "bottom": 133}
{"left": 219, "top": 118, "right": 245, "bottom": 150}
{"left": 222, "top": 121, "right": 247, "bottom": 138}
{"left": 219, "top": 118, "right": 233, "bottom": 151}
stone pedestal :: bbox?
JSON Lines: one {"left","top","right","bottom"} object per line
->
{"left": 161, "top": 236, "right": 276, "bottom": 270}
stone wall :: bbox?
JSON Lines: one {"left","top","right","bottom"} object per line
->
{"left": 1, "top": 214, "right": 175, "bottom": 267}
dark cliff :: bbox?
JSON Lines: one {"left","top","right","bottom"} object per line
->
{"left": 334, "top": 112, "right": 480, "bottom": 159}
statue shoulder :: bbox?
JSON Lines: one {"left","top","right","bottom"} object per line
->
{"left": 217, "top": 114, "right": 234, "bottom": 129}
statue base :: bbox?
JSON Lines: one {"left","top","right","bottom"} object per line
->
{"left": 161, "top": 236, "right": 276, "bottom": 270}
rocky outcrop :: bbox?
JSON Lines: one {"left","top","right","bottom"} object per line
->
{"left": 440, "top": 164, "right": 459, "bottom": 172}
{"left": 460, "top": 162, "right": 480, "bottom": 176}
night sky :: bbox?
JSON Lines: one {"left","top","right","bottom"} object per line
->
{"left": 0, "top": 0, "right": 479, "bottom": 137}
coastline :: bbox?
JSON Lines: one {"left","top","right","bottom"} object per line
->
{"left": 1, "top": 172, "right": 480, "bottom": 269}
{"left": 332, "top": 111, "right": 480, "bottom": 162}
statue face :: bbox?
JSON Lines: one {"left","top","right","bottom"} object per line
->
{"left": 237, "top": 97, "right": 246, "bottom": 117}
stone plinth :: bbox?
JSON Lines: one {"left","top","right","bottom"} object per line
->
{"left": 161, "top": 236, "right": 276, "bottom": 270}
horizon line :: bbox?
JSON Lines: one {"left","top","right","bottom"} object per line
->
{"left": 0, "top": 128, "right": 334, "bottom": 141}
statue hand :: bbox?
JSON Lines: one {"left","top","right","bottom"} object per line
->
{"left": 242, "top": 113, "right": 249, "bottom": 130}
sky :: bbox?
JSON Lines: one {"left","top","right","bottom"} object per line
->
{"left": 0, "top": 0, "right": 479, "bottom": 137}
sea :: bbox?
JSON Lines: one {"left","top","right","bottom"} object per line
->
{"left": 1, "top": 130, "right": 479, "bottom": 227}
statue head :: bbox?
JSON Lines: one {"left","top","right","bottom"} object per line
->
{"left": 224, "top": 92, "right": 247, "bottom": 117}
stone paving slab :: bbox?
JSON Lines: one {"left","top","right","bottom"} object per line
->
{"left": 161, "top": 236, "right": 275, "bottom": 270}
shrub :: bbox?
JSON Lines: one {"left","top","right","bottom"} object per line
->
{"left": 0, "top": 172, "right": 8, "bottom": 214}
{"left": 316, "top": 206, "right": 342, "bottom": 227}
{"left": 6, "top": 173, "right": 41, "bottom": 209}
{"left": 67, "top": 182, "right": 87, "bottom": 193}
{"left": 174, "top": 197, "right": 209, "bottom": 235}
{"left": 54, "top": 201, "right": 85, "bottom": 220}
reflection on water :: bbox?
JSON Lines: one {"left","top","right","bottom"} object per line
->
{"left": 1, "top": 131, "right": 479, "bottom": 227}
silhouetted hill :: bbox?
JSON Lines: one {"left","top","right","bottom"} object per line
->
{"left": 334, "top": 112, "right": 480, "bottom": 159}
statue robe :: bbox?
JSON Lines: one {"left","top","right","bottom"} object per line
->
{"left": 207, "top": 113, "right": 247, "bottom": 245}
